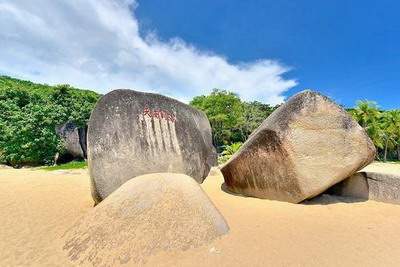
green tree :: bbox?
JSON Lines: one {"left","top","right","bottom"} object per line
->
{"left": 0, "top": 76, "right": 100, "bottom": 167}
{"left": 393, "top": 111, "right": 400, "bottom": 160}
{"left": 351, "top": 101, "right": 384, "bottom": 158}
{"left": 190, "top": 89, "right": 278, "bottom": 150}
{"left": 0, "top": 91, "right": 59, "bottom": 166}
{"left": 190, "top": 89, "right": 244, "bottom": 148}
{"left": 351, "top": 100, "right": 400, "bottom": 161}
{"left": 351, "top": 101, "right": 380, "bottom": 128}
{"left": 241, "top": 101, "right": 277, "bottom": 140}
{"left": 381, "top": 110, "right": 400, "bottom": 161}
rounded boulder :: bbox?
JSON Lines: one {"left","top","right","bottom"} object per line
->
{"left": 88, "top": 89, "right": 217, "bottom": 203}
{"left": 63, "top": 173, "right": 229, "bottom": 265}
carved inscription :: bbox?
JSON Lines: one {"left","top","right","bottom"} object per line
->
{"left": 142, "top": 107, "right": 176, "bottom": 123}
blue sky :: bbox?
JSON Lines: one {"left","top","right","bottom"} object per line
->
{"left": 136, "top": 0, "right": 400, "bottom": 109}
{"left": 0, "top": 0, "right": 399, "bottom": 108}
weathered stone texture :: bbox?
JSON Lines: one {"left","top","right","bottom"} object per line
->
{"left": 221, "top": 90, "right": 376, "bottom": 203}
{"left": 55, "top": 122, "right": 86, "bottom": 159}
{"left": 329, "top": 171, "right": 400, "bottom": 204}
{"left": 88, "top": 89, "right": 216, "bottom": 203}
{"left": 63, "top": 173, "right": 229, "bottom": 265}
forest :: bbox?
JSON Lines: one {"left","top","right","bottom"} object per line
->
{"left": 0, "top": 75, "right": 398, "bottom": 167}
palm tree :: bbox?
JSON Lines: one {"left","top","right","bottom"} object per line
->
{"left": 381, "top": 112, "right": 394, "bottom": 161}
{"left": 351, "top": 101, "right": 384, "bottom": 159}
{"left": 381, "top": 110, "right": 400, "bottom": 161}
{"left": 352, "top": 101, "right": 380, "bottom": 128}
{"left": 218, "top": 142, "right": 242, "bottom": 164}
{"left": 394, "top": 111, "right": 400, "bottom": 160}
{"left": 351, "top": 101, "right": 400, "bottom": 162}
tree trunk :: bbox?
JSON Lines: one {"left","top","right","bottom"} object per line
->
{"left": 384, "top": 138, "right": 388, "bottom": 162}
{"left": 376, "top": 153, "right": 381, "bottom": 161}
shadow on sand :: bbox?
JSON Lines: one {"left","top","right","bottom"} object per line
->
{"left": 220, "top": 182, "right": 244, "bottom": 197}
{"left": 220, "top": 182, "right": 368, "bottom": 205}
{"left": 302, "top": 194, "right": 368, "bottom": 205}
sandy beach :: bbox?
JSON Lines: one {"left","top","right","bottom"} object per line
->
{"left": 1, "top": 163, "right": 400, "bottom": 266}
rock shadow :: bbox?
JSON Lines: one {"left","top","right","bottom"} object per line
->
{"left": 303, "top": 194, "right": 368, "bottom": 205}
{"left": 220, "top": 182, "right": 247, "bottom": 198}
{"left": 221, "top": 183, "right": 369, "bottom": 205}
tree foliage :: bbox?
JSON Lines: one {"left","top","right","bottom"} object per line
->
{"left": 0, "top": 76, "right": 100, "bottom": 167}
{"left": 350, "top": 101, "right": 400, "bottom": 161}
{"left": 193, "top": 92, "right": 400, "bottom": 163}
{"left": 190, "top": 89, "right": 277, "bottom": 150}
{"left": 218, "top": 142, "right": 243, "bottom": 164}
{"left": 1, "top": 76, "right": 399, "bottom": 167}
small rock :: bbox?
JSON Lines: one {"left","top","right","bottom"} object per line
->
{"left": 328, "top": 171, "right": 400, "bottom": 204}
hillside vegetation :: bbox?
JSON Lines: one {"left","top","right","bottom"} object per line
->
{"left": 0, "top": 76, "right": 398, "bottom": 167}
{"left": 0, "top": 76, "right": 100, "bottom": 167}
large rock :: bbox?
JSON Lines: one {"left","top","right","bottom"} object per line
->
{"left": 88, "top": 89, "right": 216, "bottom": 203}
{"left": 63, "top": 173, "right": 229, "bottom": 265}
{"left": 221, "top": 90, "right": 376, "bottom": 203}
{"left": 55, "top": 122, "right": 87, "bottom": 159}
{"left": 328, "top": 172, "right": 400, "bottom": 204}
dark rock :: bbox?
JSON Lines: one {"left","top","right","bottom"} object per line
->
{"left": 221, "top": 90, "right": 376, "bottom": 203}
{"left": 88, "top": 89, "right": 217, "bottom": 203}
{"left": 328, "top": 171, "right": 400, "bottom": 204}
{"left": 55, "top": 122, "right": 87, "bottom": 162}
{"left": 78, "top": 126, "right": 88, "bottom": 158}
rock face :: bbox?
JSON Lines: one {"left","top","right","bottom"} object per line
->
{"left": 63, "top": 173, "right": 229, "bottom": 265}
{"left": 55, "top": 122, "right": 87, "bottom": 160}
{"left": 88, "top": 89, "right": 216, "bottom": 203}
{"left": 221, "top": 90, "right": 376, "bottom": 203}
{"left": 328, "top": 172, "right": 400, "bottom": 204}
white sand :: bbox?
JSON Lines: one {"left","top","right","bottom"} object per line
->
{"left": 1, "top": 163, "right": 400, "bottom": 266}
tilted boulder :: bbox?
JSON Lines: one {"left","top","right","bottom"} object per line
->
{"left": 88, "top": 89, "right": 217, "bottom": 203}
{"left": 328, "top": 171, "right": 400, "bottom": 204}
{"left": 63, "top": 173, "right": 229, "bottom": 265}
{"left": 55, "top": 122, "right": 87, "bottom": 160}
{"left": 221, "top": 90, "right": 376, "bottom": 203}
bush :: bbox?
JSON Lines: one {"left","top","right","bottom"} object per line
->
{"left": 218, "top": 142, "right": 243, "bottom": 164}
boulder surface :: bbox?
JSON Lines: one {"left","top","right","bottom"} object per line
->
{"left": 63, "top": 173, "right": 229, "bottom": 265}
{"left": 328, "top": 171, "right": 400, "bottom": 204}
{"left": 221, "top": 90, "right": 376, "bottom": 203}
{"left": 88, "top": 89, "right": 216, "bottom": 203}
{"left": 55, "top": 122, "right": 87, "bottom": 159}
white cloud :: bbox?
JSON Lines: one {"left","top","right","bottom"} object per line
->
{"left": 0, "top": 0, "right": 297, "bottom": 104}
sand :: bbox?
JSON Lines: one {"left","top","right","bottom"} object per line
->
{"left": 1, "top": 163, "right": 400, "bottom": 266}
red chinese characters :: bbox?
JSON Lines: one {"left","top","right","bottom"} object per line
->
{"left": 143, "top": 107, "right": 176, "bottom": 123}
